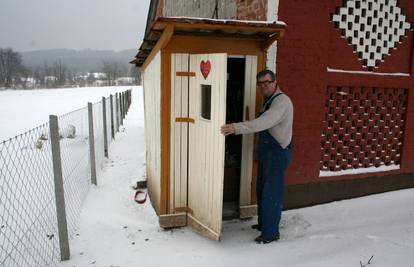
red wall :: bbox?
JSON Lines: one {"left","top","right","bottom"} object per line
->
{"left": 236, "top": 0, "right": 266, "bottom": 20}
{"left": 277, "top": 0, "right": 414, "bottom": 185}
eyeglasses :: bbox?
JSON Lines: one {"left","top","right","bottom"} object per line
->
{"left": 257, "top": 80, "right": 274, "bottom": 86}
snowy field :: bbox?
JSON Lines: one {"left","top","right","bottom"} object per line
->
{"left": 0, "top": 86, "right": 143, "bottom": 265}
{"left": 59, "top": 90, "right": 414, "bottom": 267}
{"left": 0, "top": 86, "right": 142, "bottom": 142}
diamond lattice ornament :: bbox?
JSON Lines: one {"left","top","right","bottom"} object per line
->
{"left": 332, "top": 0, "right": 411, "bottom": 69}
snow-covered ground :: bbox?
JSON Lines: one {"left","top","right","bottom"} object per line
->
{"left": 0, "top": 86, "right": 140, "bottom": 142}
{"left": 60, "top": 89, "right": 414, "bottom": 267}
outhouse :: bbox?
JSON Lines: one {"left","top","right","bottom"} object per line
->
{"left": 132, "top": 17, "right": 286, "bottom": 240}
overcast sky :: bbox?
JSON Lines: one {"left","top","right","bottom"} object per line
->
{"left": 0, "top": 0, "right": 151, "bottom": 52}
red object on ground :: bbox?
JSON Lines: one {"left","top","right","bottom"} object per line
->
{"left": 134, "top": 190, "right": 147, "bottom": 204}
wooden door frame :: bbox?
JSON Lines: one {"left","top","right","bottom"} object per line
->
{"left": 160, "top": 34, "right": 266, "bottom": 216}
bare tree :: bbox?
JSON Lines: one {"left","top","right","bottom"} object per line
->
{"left": 101, "top": 60, "right": 121, "bottom": 86}
{"left": 52, "top": 60, "right": 67, "bottom": 87}
{"left": 129, "top": 65, "right": 141, "bottom": 85}
{"left": 0, "top": 48, "right": 25, "bottom": 88}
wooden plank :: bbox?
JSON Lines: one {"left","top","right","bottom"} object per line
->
{"left": 174, "top": 207, "right": 193, "bottom": 214}
{"left": 159, "top": 213, "right": 187, "bottom": 228}
{"left": 170, "top": 53, "right": 177, "bottom": 214}
{"left": 141, "top": 24, "right": 174, "bottom": 70}
{"left": 251, "top": 52, "right": 266, "bottom": 205}
{"left": 239, "top": 55, "right": 257, "bottom": 208}
{"left": 239, "top": 205, "right": 258, "bottom": 219}
{"left": 160, "top": 50, "right": 172, "bottom": 215}
{"left": 180, "top": 54, "right": 189, "bottom": 213}
{"left": 187, "top": 53, "right": 227, "bottom": 241}
{"left": 187, "top": 214, "right": 220, "bottom": 241}
{"left": 175, "top": 117, "right": 195, "bottom": 123}
{"left": 143, "top": 51, "right": 162, "bottom": 214}
{"left": 165, "top": 35, "right": 263, "bottom": 56}
{"left": 155, "top": 20, "right": 285, "bottom": 35}
{"left": 261, "top": 33, "right": 281, "bottom": 50}
{"left": 176, "top": 71, "right": 196, "bottom": 77}
{"left": 170, "top": 53, "right": 191, "bottom": 214}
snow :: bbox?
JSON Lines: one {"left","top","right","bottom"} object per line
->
{"left": 60, "top": 89, "right": 414, "bottom": 267}
{"left": 164, "top": 16, "right": 287, "bottom": 27}
{"left": 320, "top": 164, "right": 401, "bottom": 177}
{"left": 0, "top": 86, "right": 137, "bottom": 142}
{"left": 327, "top": 67, "right": 410, "bottom": 77}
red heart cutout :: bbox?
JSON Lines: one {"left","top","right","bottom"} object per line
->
{"left": 200, "top": 60, "right": 211, "bottom": 79}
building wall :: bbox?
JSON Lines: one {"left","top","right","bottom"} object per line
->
{"left": 236, "top": 0, "right": 267, "bottom": 20}
{"left": 143, "top": 51, "right": 162, "bottom": 213}
{"left": 161, "top": 0, "right": 267, "bottom": 20}
{"left": 276, "top": 0, "right": 414, "bottom": 185}
{"left": 163, "top": 0, "right": 237, "bottom": 19}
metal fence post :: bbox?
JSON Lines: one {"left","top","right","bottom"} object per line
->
{"left": 115, "top": 93, "right": 120, "bottom": 129}
{"left": 128, "top": 89, "right": 131, "bottom": 109}
{"left": 87, "top": 102, "right": 97, "bottom": 185}
{"left": 122, "top": 92, "right": 127, "bottom": 116}
{"left": 120, "top": 93, "right": 124, "bottom": 126}
{"left": 120, "top": 92, "right": 124, "bottom": 121}
{"left": 110, "top": 94, "right": 115, "bottom": 139}
{"left": 102, "top": 97, "right": 109, "bottom": 158}
{"left": 49, "top": 115, "right": 70, "bottom": 261}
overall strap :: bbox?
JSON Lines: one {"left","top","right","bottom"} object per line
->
{"left": 260, "top": 92, "right": 284, "bottom": 115}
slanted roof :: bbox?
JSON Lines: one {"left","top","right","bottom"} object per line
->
{"left": 132, "top": 16, "right": 287, "bottom": 67}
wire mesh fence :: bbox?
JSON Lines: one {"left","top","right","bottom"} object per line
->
{"left": 58, "top": 107, "right": 90, "bottom": 238}
{"left": 0, "top": 89, "right": 132, "bottom": 266}
{"left": 0, "top": 124, "right": 59, "bottom": 267}
{"left": 92, "top": 101, "right": 105, "bottom": 176}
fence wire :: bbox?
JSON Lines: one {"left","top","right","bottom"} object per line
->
{"left": 92, "top": 101, "right": 105, "bottom": 177}
{"left": 105, "top": 97, "right": 112, "bottom": 149}
{"left": 0, "top": 89, "right": 132, "bottom": 267}
{"left": 0, "top": 124, "right": 60, "bottom": 267}
{"left": 58, "top": 107, "right": 91, "bottom": 238}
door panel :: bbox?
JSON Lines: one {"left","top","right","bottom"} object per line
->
{"left": 187, "top": 53, "right": 227, "bottom": 240}
{"left": 170, "top": 53, "right": 190, "bottom": 214}
{"left": 239, "top": 55, "right": 257, "bottom": 217}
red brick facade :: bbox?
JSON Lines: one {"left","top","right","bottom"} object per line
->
{"left": 236, "top": 0, "right": 267, "bottom": 20}
{"left": 277, "top": 0, "right": 414, "bottom": 185}
{"left": 152, "top": 0, "right": 414, "bottom": 193}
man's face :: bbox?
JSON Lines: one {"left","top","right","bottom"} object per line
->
{"left": 257, "top": 74, "right": 277, "bottom": 97}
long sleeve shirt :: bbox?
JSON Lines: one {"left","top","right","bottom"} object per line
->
{"left": 233, "top": 88, "right": 293, "bottom": 149}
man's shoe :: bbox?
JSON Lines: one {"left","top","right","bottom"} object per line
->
{"left": 254, "top": 235, "right": 280, "bottom": 244}
{"left": 251, "top": 224, "right": 261, "bottom": 231}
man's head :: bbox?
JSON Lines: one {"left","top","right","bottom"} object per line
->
{"left": 256, "top": 70, "right": 277, "bottom": 97}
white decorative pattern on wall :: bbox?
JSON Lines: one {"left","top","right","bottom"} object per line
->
{"left": 332, "top": 0, "right": 411, "bottom": 70}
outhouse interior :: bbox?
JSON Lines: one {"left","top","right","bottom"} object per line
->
{"left": 133, "top": 17, "right": 286, "bottom": 240}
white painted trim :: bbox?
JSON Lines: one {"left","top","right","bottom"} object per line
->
{"left": 266, "top": 0, "right": 280, "bottom": 72}
{"left": 319, "top": 164, "right": 400, "bottom": 177}
{"left": 327, "top": 67, "right": 410, "bottom": 77}
{"left": 240, "top": 55, "right": 257, "bottom": 207}
{"left": 228, "top": 55, "right": 246, "bottom": 59}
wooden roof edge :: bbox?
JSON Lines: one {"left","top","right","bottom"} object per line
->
{"left": 132, "top": 16, "right": 287, "bottom": 67}
{"left": 157, "top": 16, "right": 287, "bottom": 29}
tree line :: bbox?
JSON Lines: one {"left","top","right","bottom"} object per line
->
{"left": 0, "top": 48, "right": 141, "bottom": 89}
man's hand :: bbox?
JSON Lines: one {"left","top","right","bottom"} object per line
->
{"left": 220, "top": 124, "right": 235, "bottom": 136}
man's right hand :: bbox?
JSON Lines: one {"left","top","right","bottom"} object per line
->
{"left": 220, "top": 124, "right": 235, "bottom": 136}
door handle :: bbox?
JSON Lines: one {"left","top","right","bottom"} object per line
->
{"left": 175, "top": 117, "right": 195, "bottom": 123}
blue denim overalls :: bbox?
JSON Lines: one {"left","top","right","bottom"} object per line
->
{"left": 256, "top": 93, "right": 292, "bottom": 240}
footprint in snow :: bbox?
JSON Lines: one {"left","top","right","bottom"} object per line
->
{"left": 280, "top": 214, "right": 311, "bottom": 240}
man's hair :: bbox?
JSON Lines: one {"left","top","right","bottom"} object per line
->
{"left": 256, "top": 69, "right": 276, "bottom": 82}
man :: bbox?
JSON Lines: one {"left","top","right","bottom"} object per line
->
{"left": 221, "top": 69, "right": 293, "bottom": 244}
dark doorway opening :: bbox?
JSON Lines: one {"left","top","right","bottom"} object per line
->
{"left": 223, "top": 57, "right": 245, "bottom": 220}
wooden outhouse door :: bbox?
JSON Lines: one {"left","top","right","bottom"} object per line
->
{"left": 170, "top": 54, "right": 227, "bottom": 240}
{"left": 186, "top": 53, "right": 227, "bottom": 240}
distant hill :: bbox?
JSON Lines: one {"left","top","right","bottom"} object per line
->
{"left": 20, "top": 49, "right": 137, "bottom": 73}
